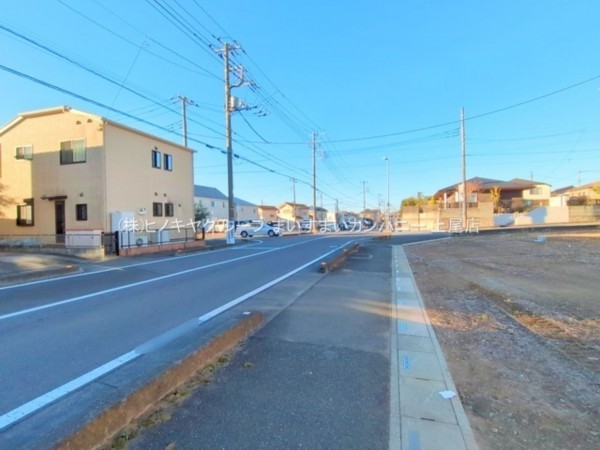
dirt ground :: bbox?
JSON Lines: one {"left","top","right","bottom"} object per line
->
{"left": 404, "top": 230, "right": 600, "bottom": 450}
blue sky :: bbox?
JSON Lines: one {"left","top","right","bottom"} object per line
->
{"left": 1, "top": 0, "right": 599, "bottom": 213}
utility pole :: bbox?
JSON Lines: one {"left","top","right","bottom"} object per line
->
{"left": 179, "top": 95, "right": 192, "bottom": 147}
{"left": 291, "top": 177, "right": 297, "bottom": 229}
{"left": 362, "top": 181, "right": 367, "bottom": 216}
{"left": 311, "top": 131, "right": 318, "bottom": 233}
{"left": 460, "top": 107, "right": 467, "bottom": 227}
{"left": 221, "top": 42, "right": 244, "bottom": 244}
{"left": 383, "top": 157, "right": 390, "bottom": 232}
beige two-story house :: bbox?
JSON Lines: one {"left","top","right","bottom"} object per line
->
{"left": 258, "top": 205, "right": 279, "bottom": 222}
{"left": 278, "top": 202, "right": 310, "bottom": 221}
{"left": 0, "top": 106, "right": 194, "bottom": 237}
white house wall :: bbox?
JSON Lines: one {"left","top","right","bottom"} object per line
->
{"left": 194, "top": 196, "right": 228, "bottom": 221}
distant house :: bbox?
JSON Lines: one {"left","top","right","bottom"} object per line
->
{"left": 0, "top": 106, "right": 194, "bottom": 238}
{"left": 258, "top": 205, "right": 279, "bottom": 222}
{"left": 435, "top": 177, "right": 551, "bottom": 212}
{"left": 193, "top": 185, "right": 258, "bottom": 222}
{"left": 400, "top": 176, "right": 554, "bottom": 231}
{"left": 338, "top": 211, "right": 358, "bottom": 225}
{"left": 363, "top": 208, "right": 382, "bottom": 223}
{"left": 308, "top": 206, "right": 328, "bottom": 222}
{"left": 550, "top": 185, "right": 574, "bottom": 207}
{"left": 235, "top": 197, "right": 258, "bottom": 221}
{"left": 193, "top": 185, "right": 228, "bottom": 220}
{"left": 512, "top": 178, "right": 552, "bottom": 209}
{"left": 278, "top": 202, "right": 310, "bottom": 221}
{"left": 325, "top": 209, "right": 338, "bottom": 223}
{"left": 564, "top": 181, "right": 600, "bottom": 205}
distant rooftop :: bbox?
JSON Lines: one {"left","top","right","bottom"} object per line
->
{"left": 194, "top": 185, "right": 227, "bottom": 200}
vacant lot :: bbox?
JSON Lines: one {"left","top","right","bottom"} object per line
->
{"left": 404, "top": 231, "right": 599, "bottom": 450}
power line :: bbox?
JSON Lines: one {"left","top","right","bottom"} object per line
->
{"left": 144, "top": 0, "right": 223, "bottom": 66}
{"left": 232, "top": 72, "right": 600, "bottom": 146}
{"left": 56, "top": 0, "right": 221, "bottom": 80}
{"left": 238, "top": 110, "right": 269, "bottom": 144}
{"left": 191, "top": 0, "right": 231, "bottom": 40}
{"left": 0, "top": 21, "right": 184, "bottom": 121}
{"left": 0, "top": 62, "right": 334, "bottom": 203}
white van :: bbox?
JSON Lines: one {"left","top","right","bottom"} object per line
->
{"left": 213, "top": 219, "right": 230, "bottom": 233}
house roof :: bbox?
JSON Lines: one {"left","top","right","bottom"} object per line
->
{"left": 258, "top": 205, "right": 278, "bottom": 210}
{"left": 234, "top": 197, "right": 256, "bottom": 207}
{"left": 194, "top": 185, "right": 227, "bottom": 200}
{"left": 279, "top": 202, "right": 310, "bottom": 209}
{"left": 193, "top": 185, "right": 255, "bottom": 206}
{"left": 509, "top": 178, "right": 550, "bottom": 186}
{"left": 569, "top": 180, "right": 600, "bottom": 192}
{"left": 0, "top": 106, "right": 194, "bottom": 153}
{"left": 551, "top": 185, "right": 575, "bottom": 196}
{"left": 435, "top": 176, "right": 540, "bottom": 196}
{"left": 500, "top": 179, "right": 537, "bottom": 190}
{"left": 436, "top": 177, "right": 504, "bottom": 194}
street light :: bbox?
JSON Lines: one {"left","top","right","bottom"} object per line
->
{"left": 383, "top": 156, "right": 390, "bottom": 232}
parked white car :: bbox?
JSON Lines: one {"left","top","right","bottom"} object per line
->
{"left": 236, "top": 221, "right": 281, "bottom": 238}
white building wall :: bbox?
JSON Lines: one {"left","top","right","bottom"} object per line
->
{"left": 195, "top": 196, "right": 227, "bottom": 221}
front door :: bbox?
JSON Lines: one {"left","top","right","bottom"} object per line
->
{"left": 55, "top": 200, "right": 65, "bottom": 243}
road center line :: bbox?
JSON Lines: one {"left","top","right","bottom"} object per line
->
{"left": 0, "top": 240, "right": 355, "bottom": 430}
{"left": 0, "top": 237, "right": 334, "bottom": 321}
{"left": 0, "top": 236, "right": 327, "bottom": 292}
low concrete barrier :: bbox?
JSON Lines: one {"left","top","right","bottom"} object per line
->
{"left": 57, "top": 312, "right": 264, "bottom": 450}
{"left": 318, "top": 242, "right": 360, "bottom": 273}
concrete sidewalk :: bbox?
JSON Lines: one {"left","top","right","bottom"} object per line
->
{"left": 125, "top": 242, "right": 477, "bottom": 450}
{"left": 0, "top": 252, "right": 82, "bottom": 285}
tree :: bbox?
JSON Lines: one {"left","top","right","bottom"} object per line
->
{"left": 194, "top": 201, "right": 210, "bottom": 224}
{"left": 402, "top": 194, "right": 433, "bottom": 208}
{"left": 491, "top": 186, "right": 502, "bottom": 213}
{"left": 401, "top": 196, "right": 419, "bottom": 207}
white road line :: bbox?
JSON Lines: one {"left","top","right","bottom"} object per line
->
{"left": 197, "top": 241, "right": 353, "bottom": 324}
{"left": 0, "top": 248, "right": 225, "bottom": 292}
{"left": 0, "top": 350, "right": 139, "bottom": 430}
{"left": 0, "top": 239, "right": 355, "bottom": 430}
{"left": 0, "top": 238, "right": 332, "bottom": 321}
{"left": 0, "top": 237, "right": 302, "bottom": 292}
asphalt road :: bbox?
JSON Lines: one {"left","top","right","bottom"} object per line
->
{"left": 0, "top": 234, "right": 365, "bottom": 448}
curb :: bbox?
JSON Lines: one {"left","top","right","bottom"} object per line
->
{"left": 392, "top": 246, "right": 479, "bottom": 449}
{"left": 318, "top": 242, "right": 360, "bottom": 273}
{"left": 56, "top": 311, "right": 264, "bottom": 450}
